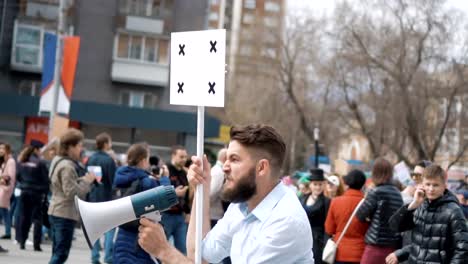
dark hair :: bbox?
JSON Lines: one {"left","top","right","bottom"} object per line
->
{"left": 343, "top": 169, "right": 366, "bottom": 190}
{"left": 230, "top": 124, "right": 286, "bottom": 174}
{"left": 171, "top": 145, "right": 186, "bottom": 155}
{"left": 371, "top": 158, "right": 393, "bottom": 185}
{"left": 59, "top": 128, "right": 84, "bottom": 157}
{"left": 18, "top": 145, "right": 36, "bottom": 163}
{"left": 95, "top": 133, "right": 111, "bottom": 150}
{"left": 417, "top": 160, "right": 432, "bottom": 168}
{"left": 422, "top": 164, "right": 446, "bottom": 182}
{"left": 127, "top": 143, "right": 149, "bottom": 166}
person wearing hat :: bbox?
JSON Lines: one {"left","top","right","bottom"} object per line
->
{"left": 325, "top": 175, "right": 344, "bottom": 198}
{"left": 297, "top": 173, "right": 312, "bottom": 198}
{"left": 325, "top": 170, "right": 369, "bottom": 264}
{"left": 16, "top": 139, "right": 49, "bottom": 251}
{"left": 300, "top": 168, "right": 331, "bottom": 264}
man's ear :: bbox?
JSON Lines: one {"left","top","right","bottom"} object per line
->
{"left": 257, "top": 159, "right": 270, "bottom": 178}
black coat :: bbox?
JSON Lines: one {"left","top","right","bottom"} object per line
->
{"left": 86, "top": 151, "right": 117, "bottom": 202}
{"left": 17, "top": 154, "right": 49, "bottom": 194}
{"left": 390, "top": 190, "right": 468, "bottom": 264}
{"left": 356, "top": 183, "right": 403, "bottom": 247}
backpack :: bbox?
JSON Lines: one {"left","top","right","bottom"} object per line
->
{"left": 113, "top": 178, "right": 142, "bottom": 232}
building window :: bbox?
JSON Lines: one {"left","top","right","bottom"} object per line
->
{"left": 264, "top": 1, "right": 280, "bottom": 12}
{"left": 121, "top": 91, "right": 158, "bottom": 108}
{"left": 264, "top": 16, "right": 279, "bottom": 27}
{"left": 14, "top": 24, "right": 42, "bottom": 66}
{"left": 244, "top": 0, "right": 256, "bottom": 9}
{"left": 120, "top": 0, "right": 173, "bottom": 17}
{"left": 262, "top": 47, "right": 277, "bottom": 58}
{"left": 116, "top": 33, "right": 169, "bottom": 64}
{"left": 209, "top": 12, "right": 219, "bottom": 21}
{"left": 243, "top": 13, "right": 254, "bottom": 24}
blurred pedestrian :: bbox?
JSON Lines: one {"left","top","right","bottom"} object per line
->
{"left": 0, "top": 142, "right": 16, "bottom": 240}
{"left": 16, "top": 140, "right": 49, "bottom": 251}
{"left": 357, "top": 158, "right": 403, "bottom": 264}
{"left": 325, "top": 170, "right": 369, "bottom": 264}
{"left": 48, "top": 128, "right": 96, "bottom": 264}
{"left": 325, "top": 174, "right": 344, "bottom": 198}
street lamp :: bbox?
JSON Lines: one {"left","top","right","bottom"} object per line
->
{"left": 314, "top": 126, "right": 319, "bottom": 168}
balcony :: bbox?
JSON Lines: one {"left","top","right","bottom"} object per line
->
{"left": 111, "top": 32, "right": 169, "bottom": 86}
{"left": 117, "top": 0, "right": 173, "bottom": 34}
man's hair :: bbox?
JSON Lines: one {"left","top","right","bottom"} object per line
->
{"left": 422, "top": 164, "right": 446, "bottom": 182}
{"left": 127, "top": 143, "right": 149, "bottom": 166}
{"left": 95, "top": 133, "right": 111, "bottom": 150}
{"left": 171, "top": 145, "right": 186, "bottom": 155}
{"left": 59, "top": 128, "right": 84, "bottom": 156}
{"left": 230, "top": 124, "right": 286, "bottom": 173}
{"left": 371, "top": 157, "right": 393, "bottom": 185}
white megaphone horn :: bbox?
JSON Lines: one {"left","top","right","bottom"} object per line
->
{"left": 75, "top": 185, "right": 178, "bottom": 249}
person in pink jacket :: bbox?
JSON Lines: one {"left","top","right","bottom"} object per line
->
{"left": 0, "top": 142, "right": 16, "bottom": 240}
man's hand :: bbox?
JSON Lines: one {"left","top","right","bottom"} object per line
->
{"left": 187, "top": 155, "right": 211, "bottom": 188}
{"left": 175, "top": 185, "right": 189, "bottom": 197}
{"left": 408, "top": 186, "right": 425, "bottom": 210}
{"left": 138, "top": 218, "right": 170, "bottom": 258}
{"left": 138, "top": 218, "right": 193, "bottom": 264}
{"left": 385, "top": 253, "right": 398, "bottom": 264}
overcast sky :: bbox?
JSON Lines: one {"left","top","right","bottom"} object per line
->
{"left": 288, "top": 0, "right": 468, "bottom": 16}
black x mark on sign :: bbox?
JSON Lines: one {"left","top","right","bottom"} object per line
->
{"left": 178, "top": 82, "right": 184, "bottom": 93}
{"left": 208, "top": 82, "right": 216, "bottom": 94}
{"left": 210, "top": 41, "right": 217, "bottom": 53}
{"left": 179, "top": 44, "right": 185, "bottom": 56}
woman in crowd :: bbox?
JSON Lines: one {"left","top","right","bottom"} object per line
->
{"left": 356, "top": 158, "right": 403, "bottom": 264}
{"left": 48, "top": 129, "right": 96, "bottom": 264}
{"left": 325, "top": 170, "right": 369, "bottom": 264}
{"left": 300, "top": 168, "right": 330, "bottom": 264}
{"left": 325, "top": 174, "right": 344, "bottom": 198}
{"left": 0, "top": 142, "right": 16, "bottom": 240}
{"left": 113, "top": 143, "right": 170, "bottom": 264}
{"left": 16, "top": 140, "right": 49, "bottom": 251}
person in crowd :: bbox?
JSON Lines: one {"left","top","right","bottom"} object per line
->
{"left": 325, "top": 169, "right": 369, "bottom": 264}
{"left": 0, "top": 142, "right": 16, "bottom": 240}
{"left": 401, "top": 160, "right": 430, "bottom": 204}
{"left": 300, "top": 168, "right": 330, "bottom": 264}
{"left": 137, "top": 124, "right": 314, "bottom": 263}
{"left": 87, "top": 133, "right": 117, "bottom": 264}
{"left": 356, "top": 158, "right": 403, "bottom": 264}
{"left": 455, "top": 189, "right": 468, "bottom": 219}
{"left": 209, "top": 148, "right": 227, "bottom": 228}
{"left": 325, "top": 174, "right": 344, "bottom": 198}
{"left": 297, "top": 174, "right": 311, "bottom": 198}
{"left": 113, "top": 143, "right": 169, "bottom": 264}
{"left": 48, "top": 128, "right": 96, "bottom": 264}
{"left": 386, "top": 164, "right": 468, "bottom": 264}
{"left": 162, "top": 145, "right": 190, "bottom": 255}
{"left": 16, "top": 140, "right": 49, "bottom": 251}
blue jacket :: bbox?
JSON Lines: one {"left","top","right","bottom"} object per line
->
{"left": 113, "top": 166, "right": 169, "bottom": 264}
{"left": 87, "top": 151, "right": 116, "bottom": 202}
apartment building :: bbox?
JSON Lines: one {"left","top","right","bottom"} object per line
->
{"left": 0, "top": 0, "right": 220, "bottom": 158}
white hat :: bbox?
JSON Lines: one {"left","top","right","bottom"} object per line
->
{"left": 326, "top": 175, "right": 340, "bottom": 187}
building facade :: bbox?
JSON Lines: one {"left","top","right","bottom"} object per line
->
{"left": 0, "top": 0, "right": 220, "bottom": 159}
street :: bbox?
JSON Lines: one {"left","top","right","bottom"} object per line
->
{"left": 0, "top": 223, "right": 92, "bottom": 264}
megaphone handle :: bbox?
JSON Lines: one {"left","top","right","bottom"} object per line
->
{"left": 140, "top": 212, "right": 161, "bottom": 264}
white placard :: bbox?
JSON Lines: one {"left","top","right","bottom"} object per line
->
{"left": 170, "top": 29, "right": 226, "bottom": 107}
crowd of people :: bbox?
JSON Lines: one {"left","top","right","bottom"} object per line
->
{"left": 0, "top": 124, "right": 467, "bottom": 264}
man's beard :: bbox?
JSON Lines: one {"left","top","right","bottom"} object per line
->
{"left": 221, "top": 167, "right": 257, "bottom": 203}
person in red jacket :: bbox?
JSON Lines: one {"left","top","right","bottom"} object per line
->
{"left": 325, "top": 170, "right": 369, "bottom": 264}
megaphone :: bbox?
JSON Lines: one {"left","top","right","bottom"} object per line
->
{"left": 75, "top": 185, "right": 178, "bottom": 249}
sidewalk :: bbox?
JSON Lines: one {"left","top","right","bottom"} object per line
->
{"left": 0, "top": 223, "right": 92, "bottom": 264}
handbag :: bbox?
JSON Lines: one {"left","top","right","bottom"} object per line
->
{"left": 322, "top": 198, "right": 365, "bottom": 264}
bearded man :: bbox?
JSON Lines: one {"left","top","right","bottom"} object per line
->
{"left": 138, "top": 124, "right": 314, "bottom": 264}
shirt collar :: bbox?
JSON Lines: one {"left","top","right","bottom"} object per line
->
{"left": 240, "top": 182, "right": 286, "bottom": 222}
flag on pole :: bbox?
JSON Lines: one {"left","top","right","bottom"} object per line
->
{"left": 39, "top": 33, "right": 80, "bottom": 115}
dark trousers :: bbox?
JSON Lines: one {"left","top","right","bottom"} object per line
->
{"left": 18, "top": 192, "right": 44, "bottom": 248}
{"left": 49, "top": 215, "right": 76, "bottom": 264}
